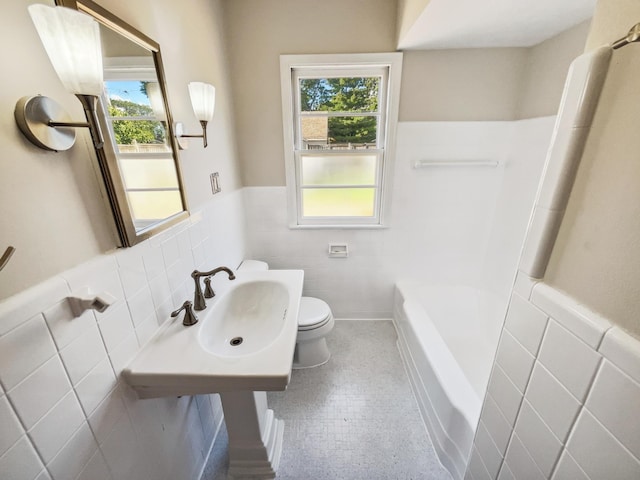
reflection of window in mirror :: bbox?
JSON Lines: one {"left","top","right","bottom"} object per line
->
{"left": 102, "top": 57, "right": 182, "bottom": 232}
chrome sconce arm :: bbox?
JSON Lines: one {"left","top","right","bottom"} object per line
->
{"left": 175, "top": 120, "right": 210, "bottom": 149}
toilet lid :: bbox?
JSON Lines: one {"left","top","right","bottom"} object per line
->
{"left": 298, "top": 297, "right": 331, "bottom": 329}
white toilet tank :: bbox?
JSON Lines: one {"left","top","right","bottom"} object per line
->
{"left": 237, "top": 260, "right": 269, "bottom": 272}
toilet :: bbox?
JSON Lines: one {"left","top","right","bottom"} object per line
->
{"left": 238, "top": 260, "right": 334, "bottom": 368}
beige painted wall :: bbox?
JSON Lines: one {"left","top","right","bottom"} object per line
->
{"left": 399, "top": 48, "right": 527, "bottom": 121}
{"left": 222, "top": 0, "right": 398, "bottom": 187}
{"left": 0, "top": 0, "right": 241, "bottom": 300}
{"left": 399, "top": 22, "right": 589, "bottom": 122}
{"left": 517, "top": 20, "right": 590, "bottom": 119}
{"left": 396, "top": 0, "right": 430, "bottom": 46}
{"left": 546, "top": 0, "right": 640, "bottom": 338}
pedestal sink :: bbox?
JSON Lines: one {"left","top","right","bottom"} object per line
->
{"left": 123, "top": 269, "right": 304, "bottom": 479}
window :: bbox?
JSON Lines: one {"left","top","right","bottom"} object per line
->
{"left": 281, "top": 53, "right": 402, "bottom": 227}
{"left": 102, "top": 58, "right": 183, "bottom": 231}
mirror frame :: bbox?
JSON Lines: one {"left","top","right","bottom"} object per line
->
{"left": 56, "top": 0, "right": 189, "bottom": 247}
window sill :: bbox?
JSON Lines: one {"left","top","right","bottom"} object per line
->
{"left": 288, "top": 223, "right": 389, "bottom": 230}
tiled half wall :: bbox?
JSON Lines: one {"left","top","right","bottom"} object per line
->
{"left": 466, "top": 273, "right": 640, "bottom": 480}
{"left": 0, "top": 191, "right": 246, "bottom": 480}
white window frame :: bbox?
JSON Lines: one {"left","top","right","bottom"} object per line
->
{"left": 280, "top": 53, "right": 403, "bottom": 228}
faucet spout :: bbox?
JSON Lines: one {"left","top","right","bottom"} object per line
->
{"left": 191, "top": 266, "right": 236, "bottom": 310}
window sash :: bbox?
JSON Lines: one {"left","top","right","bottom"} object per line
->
{"left": 294, "top": 150, "right": 383, "bottom": 224}
{"left": 293, "top": 68, "right": 388, "bottom": 152}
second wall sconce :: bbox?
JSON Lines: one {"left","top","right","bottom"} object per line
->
{"left": 15, "top": 4, "right": 105, "bottom": 152}
{"left": 175, "top": 81, "right": 216, "bottom": 149}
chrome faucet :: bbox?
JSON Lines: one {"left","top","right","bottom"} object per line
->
{"left": 171, "top": 300, "right": 198, "bottom": 326}
{"left": 191, "top": 266, "right": 236, "bottom": 310}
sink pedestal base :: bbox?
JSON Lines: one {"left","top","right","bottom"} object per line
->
{"left": 220, "top": 391, "right": 284, "bottom": 479}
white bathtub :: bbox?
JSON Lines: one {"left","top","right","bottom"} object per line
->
{"left": 393, "top": 281, "right": 506, "bottom": 480}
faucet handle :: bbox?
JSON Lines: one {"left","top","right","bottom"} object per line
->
{"left": 203, "top": 277, "right": 215, "bottom": 298}
{"left": 171, "top": 300, "right": 198, "bottom": 326}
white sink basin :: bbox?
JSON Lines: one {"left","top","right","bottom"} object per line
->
{"left": 199, "top": 280, "right": 289, "bottom": 357}
{"left": 123, "top": 269, "right": 304, "bottom": 398}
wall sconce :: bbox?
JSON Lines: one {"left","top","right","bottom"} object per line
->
{"left": 14, "top": 5, "right": 104, "bottom": 152}
{"left": 146, "top": 82, "right": 167, "bottom": 126}
{"left": 175, "top": 82, "right": 215, "bottom": 149}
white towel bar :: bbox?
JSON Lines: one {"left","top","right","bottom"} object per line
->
{"left": 413, "top": 160, "right": 499, "bottom": 169}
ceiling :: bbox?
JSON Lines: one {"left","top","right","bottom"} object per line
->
{"left": 398, "top": 0, "right": 597, "bottom": 50}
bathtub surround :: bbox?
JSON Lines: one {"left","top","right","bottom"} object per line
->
{"left": 0, "top": 191, "right": 246, "bottom": 480}
{"left": 245, "top": 118, "right": 555, "bottom": 318}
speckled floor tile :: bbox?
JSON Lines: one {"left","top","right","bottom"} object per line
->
{"left": 203, "top": 320, "right": 452, "bottom": 480}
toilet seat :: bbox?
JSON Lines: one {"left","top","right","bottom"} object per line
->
{"left": 298, "top": 297, "right": 332, "bottom": 331}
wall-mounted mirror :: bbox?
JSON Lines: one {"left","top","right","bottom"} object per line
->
{"left": 56, "top": 0, "right": 188, "bottom": 247}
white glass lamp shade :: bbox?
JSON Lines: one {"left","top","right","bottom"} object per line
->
{"left": 146, "top": 82, "right": 167, "bottom": 121}
{"left": 28, "top": 4, "right": 103, "bottom": 96}
{"left": 188, "top": 82, "right": 215, "bottom": 122}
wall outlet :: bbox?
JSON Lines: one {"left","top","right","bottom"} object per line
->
{"left": 210, "top": 172, "right": 221, "bottom": 194}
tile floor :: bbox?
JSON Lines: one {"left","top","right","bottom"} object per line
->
{"left": 204, "top": 320, "right": 452, "bottom": 480}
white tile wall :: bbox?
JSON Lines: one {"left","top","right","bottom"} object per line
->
{"left": 0, "top": 190, "right": 244, "bottom": 480}
{"left": 496, "top": 464, "right": 515, "bottom": 480}
{"left": 0, "top": 315, "right": 57, "bottom": 390}
{"left": 566, "top": 410, "right": 640, "bottom": 479}
{"left": 531, "top": 283, "right": 610, "bottom": 349}
{"left": 503, "top": 434, "right": 546, "bottom": 480}
{"left": 245, "top": 119, "right": 554, "bottom": 318}
{"left": 537, "top": 320, "right": 601, "bottom": 402}
{"left": 467, "top": 447, "right": 491, "bottom": 480}
{"left": 552, "top": 451, "right": 589, "bottom": 480}
{"left": 513, "top": 401, "right": 562, "bottom": 477}
{"left": 28, "top": 391, "right": 84, "bottom": 463}
{"left": 585, "top": 360, "right": 640, "bottom": 459}
{"left": 599, "top": 327, "right": 640, "bottom": 382}
{"left": 59, "top": 323, "right": 106, "bottom": 385}
{"left": 42, "top": 302, "right": 94, "bottom": 351}
{"left": 469, "top": 280, "right": 640, "bottom": 480}
{"left": 503, "top": 293, "right": 548, "bottom": 356}
{"left": 486, "top": 365, "right": 523, "bottom": 426}
{"left": 0, "top": 396, "right": 23, "bottom": 457}
{"left": 494, "top": 330, "right": 536, "bottom": 392}
{"left": 47, "top": 423, "right": 99, "bottom": 480}
{"left": 9, "top": 356, "right": 72, "bottom": 429}
{"left": 474, "top": 422, "right": 504, "bottom": 479}
{"left": 0, "top": 436, "right": 44, "bottom": 480}
{"left": 525, "top": 363, "right": 580, "bottom": 443}
{"left": 74, "top": 359, "right": 117, "bottom": 416}
{"left": 480, "top": 395, "right": 513, "bottom": 454}
{"left": 0, "top": 278, "right": 69, "bottom": 337}
{"left": 35, "top": 469, "right": 53, "bottom": 480}
{"left": 75, "top": 450, "right": 111, "bottom": 480}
